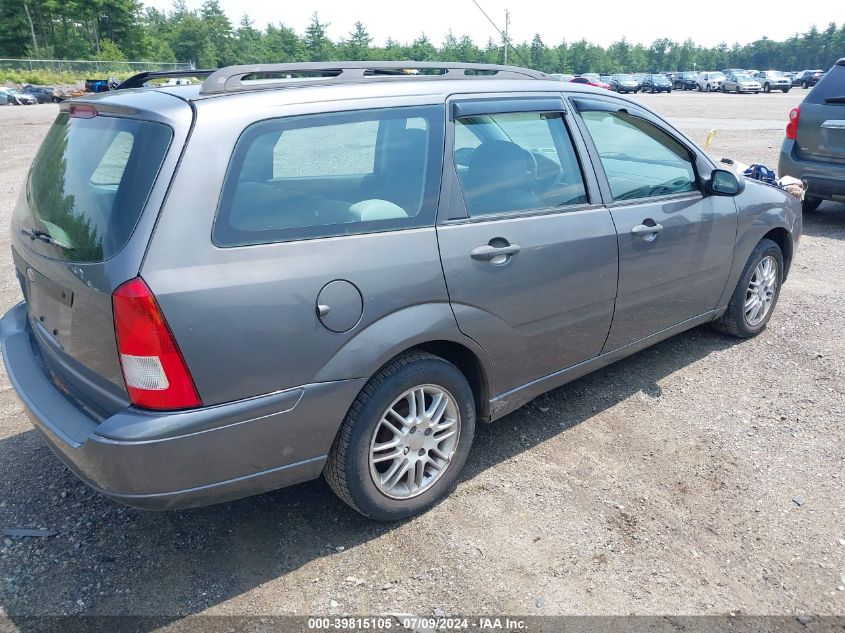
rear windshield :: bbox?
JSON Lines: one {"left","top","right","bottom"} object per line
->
{"left": 805, "top": 64, "right": 844, "bottom": 105}
{"left": 17, "top": 112, "right": 172, "bottom": 262}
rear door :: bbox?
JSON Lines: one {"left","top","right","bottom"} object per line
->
{"left": 797, "top": 61, "right": 845, "bottom": 163}
{"left": 570, "top": 96, "right": 737, "bottom": 351}
{"left": 436, "top": 95, "right": 618, "bottom": 394}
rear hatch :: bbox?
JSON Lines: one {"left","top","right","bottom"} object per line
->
{"left": 796, "top": 60, "right": 845, "bottom": 164}
{"left": 10, "top": 91, "right": 193, "bottom": 417}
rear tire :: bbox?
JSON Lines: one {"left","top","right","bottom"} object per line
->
{"left": 712, "top": 239, "right": 783, "bottom": 339}
{"left": 324, "top": 351, "right": 476, "bottom": 522}
{"left": 802, "top": 81, "right": 808, "bottom": 89}
{"left": 763, "top": 83, "right": 770, "bottom": 93}
{"left": 802, "top": 195, "right": 823, "bottom": 213}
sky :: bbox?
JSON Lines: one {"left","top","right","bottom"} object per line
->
{"left": 145, "top": 0, "right": 840, "bottom": 48}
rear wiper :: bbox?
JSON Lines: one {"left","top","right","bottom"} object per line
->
{"left": 823, "top": 96, "right": 845, "bottom": 104}
{"left": 21, "top": 227, "right": 72, "bottom": 250}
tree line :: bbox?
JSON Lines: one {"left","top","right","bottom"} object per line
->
{"left": 1, "top": 0, "right": 843, "bottom": 73}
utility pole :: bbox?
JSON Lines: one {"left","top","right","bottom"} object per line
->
{"left": 22, "top": 0, "right": 38, "bottom": 56}
{"left": 503, "top": 9, "right": 510, "bottom": 65}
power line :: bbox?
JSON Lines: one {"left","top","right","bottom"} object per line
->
{"left": 468, "top": 0, "right": 530, "bottom": 68}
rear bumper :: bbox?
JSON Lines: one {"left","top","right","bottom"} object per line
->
{"left": 1, "top": 302, "right": 364, "bottom": 510}
{"left": 778, "top": 139, "right": 845, "bottom": 201}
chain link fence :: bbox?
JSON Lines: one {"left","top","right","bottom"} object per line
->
{"left": 0, "top": 58, "right": 193, "bottom": 75}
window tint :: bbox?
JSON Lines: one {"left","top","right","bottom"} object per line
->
{"left": 17, "top": 113, "right": 172, "bottom": 262}
{"left": 580, "top": 110, "right": 698, "bottom": 201}
{"left": 215, "top": 106, "right": 445, "bottom": 246}
{"left": 453, "top": 111, "right": 588, "bottom": 217}
{"left": 272, "top": 120, "right": 378, "bottom": 178}
{"left": 805, "top": 64, "right": 844, "bottom": 105}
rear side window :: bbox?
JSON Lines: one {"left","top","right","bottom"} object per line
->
{"left": 579, "top": 110, "right": 698, "bottom": 201}
{"left": 805, "top": 64, "right": 845, "bottom": 105}
{"left": 214, "top": 106, "right": 445, "bottom": 246}
{"left": 18, "top": 113, "right": 172, "bottom": 262}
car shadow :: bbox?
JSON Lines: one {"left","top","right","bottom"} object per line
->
{"left": 0, "top": 324, "right": 739, "bottom": 625}
{"left": 801, "top": 201, "right": 845, "bottom": 240}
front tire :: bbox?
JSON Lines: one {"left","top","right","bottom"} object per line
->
{"left": 802, "top": 195, "right": 823, "bottom": 213}
{"left": 802, "top": 81, "right": 808, "bottom": 89}
{"left": 324, "top": 351, "right": 476, "bottom": 521}
{"left": 712, "top": 239, "right": 783, "bottom": 339}
{"left": 763, "top": 83, "right": 770, "bottom": 93}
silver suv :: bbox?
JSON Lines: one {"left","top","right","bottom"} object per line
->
{"left": 1, "top": 62, "right": 801, "bottom": 521}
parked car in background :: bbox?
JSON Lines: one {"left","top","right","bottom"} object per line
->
{"left": 0, "top": 92, "right": 9, "bottom": 106}
{"left": 0, "top": 61, "right": 800, "bottom": 521}
{"left": 756, "top": 71, "right": 791, "bottom": 93}
{"left": 697, "top": 72, "right": 726, "bottom": 92}
{"left": 642, "top": 74, "right": 672, "bottom": 93}
{"left": 779, "top": 58, "right": 845, "bottom": 213}
{"left": 0, "top": 87, "right": 37, "bottom": 105}
{"left": 22, "top": 85, "right": 60, "bottom": 103}
{"left": 722, "top": 73, "right": 761, "bottom": 93}
{"left": 673, "top": 71, "right": 699, "bottom": 90}
{"left": 549, "top": 73, "right": 574, "bottom": 82}
{"left": 570, "top": 76, "right": 611, "bottom": 90}
{"left": 610, "top": 73, "right": 640, "bottom": 93}
{"left": 793, "top": 69, "right": 824, "bottom": 89}
{"left": 722, "top": 68, "right": 747, "bottom": 76}
{"left": 632, "top": 73, "right": 646, "bottom": 89}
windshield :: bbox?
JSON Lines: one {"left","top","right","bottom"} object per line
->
{"left": 735, "top": 75, "right": 755, "bottom": 81}
{"left": 16, "top": 112, "right": 172, "bottom": 262}
{"left": 766, "top": 71, "right": 784, "bottom": 77}
{"left": 616, "top": 75, "right": 634, "bottom": 81}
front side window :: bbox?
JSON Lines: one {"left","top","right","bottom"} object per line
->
{"left": 579, "top": 109, "right": 698, "bottom": 201}
{"left": 214, "top": 106, "right": 445, "bottom": 246}
{"left": 453, "top": 111, "right": 588, "bottom": 217}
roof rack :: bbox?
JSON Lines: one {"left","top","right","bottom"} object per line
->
{"left": 117, "top": 69, "right": 215, "bottom": 90}
{"left": 199, "top": 61, "right": 546, "bottom": 95}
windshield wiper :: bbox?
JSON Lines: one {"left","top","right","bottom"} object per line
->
{"left": 21, "top": 227, "right": 72, "bottom": 250}
{"left": 823, "top": 96, "right": 845, "bottom": 104}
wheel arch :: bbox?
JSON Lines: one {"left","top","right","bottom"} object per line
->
{"left": 762, "top": 227, "right": 794, "bottom": 280}
{"left": 313, "top": 303, "right": 495, "bottom": 421}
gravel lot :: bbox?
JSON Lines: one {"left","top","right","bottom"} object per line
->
{"left": 0, "top": 92, "right": 843, "bottom": 622}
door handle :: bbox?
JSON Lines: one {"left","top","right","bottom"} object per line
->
{"left": 470, "top": 243, "right": 521, "bottom": 262}
{"left": 631, "top": 222, "right": 664, "bottom": 237}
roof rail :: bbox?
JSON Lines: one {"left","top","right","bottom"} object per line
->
{"left": 117, "top": 69, "right": 215, "bottom": 90}
{"left": 199, "top": 61, "right": 546, "bottom": 95}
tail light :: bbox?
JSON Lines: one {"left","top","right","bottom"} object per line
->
{"left": 786, "top": 107, "right": 800, "bottom": 140}
{"left": 112, "top": 277, "right": 201, "bottom": 410}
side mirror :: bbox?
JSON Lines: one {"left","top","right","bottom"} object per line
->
{"left": 708, "top": 169, "right": 745, "bottom": 196}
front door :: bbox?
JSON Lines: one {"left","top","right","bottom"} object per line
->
{"left": 436, "top": 95, "right": 619, "bottom": 395}
{"left": 571, "top": 97, "right": 737, "bottom": 351}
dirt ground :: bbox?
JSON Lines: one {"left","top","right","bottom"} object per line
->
{"left": 0, "top": 92, "right": 843, "bottom": 623}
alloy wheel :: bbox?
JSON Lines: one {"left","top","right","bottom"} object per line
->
{"left": 368, "top": 384, "right": 461, "bottom": 499}
{"left": 744, "top": 256, "right": 778, "bottom": 326}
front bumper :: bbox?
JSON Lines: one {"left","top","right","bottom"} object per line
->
{"left": 778, "top": 139, "right": 845, "bottom": 202}
{"left": 1, "top": 302, "right": 365, "bottom": 510}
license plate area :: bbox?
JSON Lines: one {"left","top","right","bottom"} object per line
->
{"left": 22, "top": 265, "right": 74, "bottom": 346}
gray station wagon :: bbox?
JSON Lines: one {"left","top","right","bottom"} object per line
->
{"left": 1, "top": 62, "right": 801, "bottom": 521}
